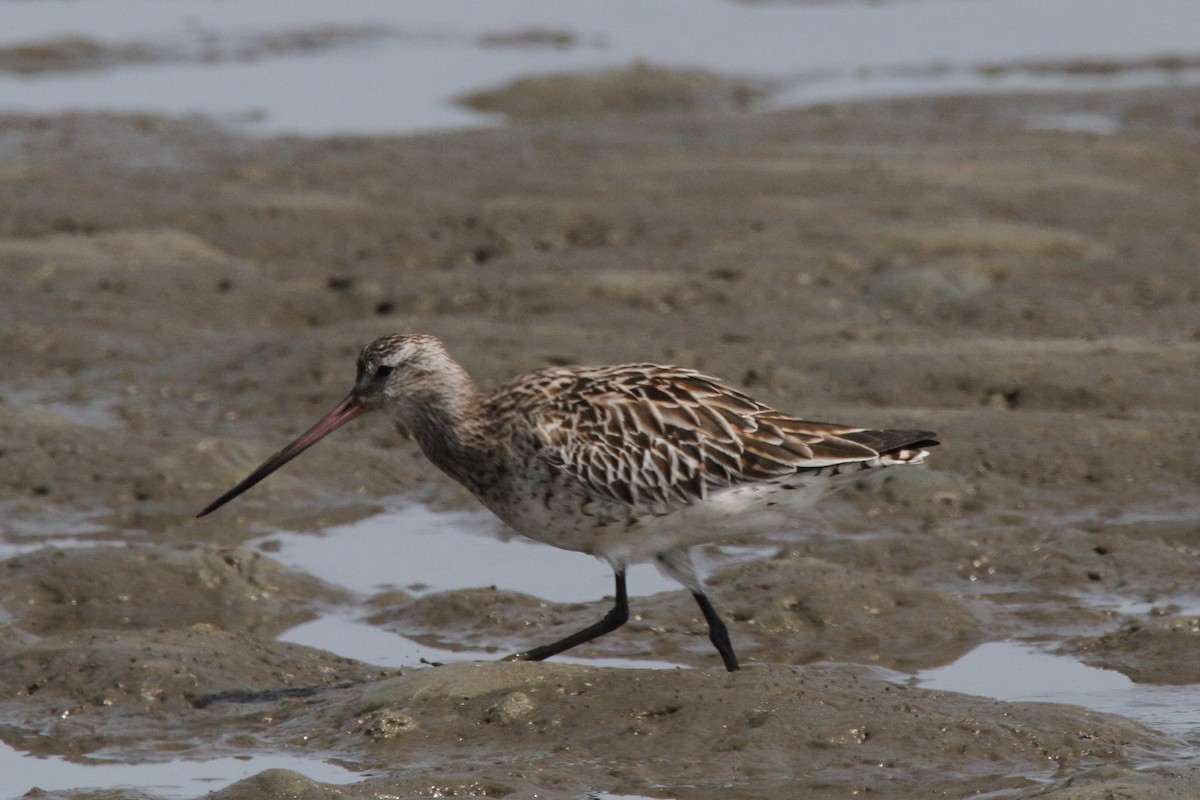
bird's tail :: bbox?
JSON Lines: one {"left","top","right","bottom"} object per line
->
{"left": 843, "top": 429, "right": 939, "bottom": 467}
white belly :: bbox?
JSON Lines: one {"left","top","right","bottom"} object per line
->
{"left": 482, "top": 473, "right": 836, "bottom": 569}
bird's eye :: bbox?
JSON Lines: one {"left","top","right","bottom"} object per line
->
{"left": 376, "top": 364, "right": 395, "bottom": 378}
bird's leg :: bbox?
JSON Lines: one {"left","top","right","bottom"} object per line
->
{"left": 504, "top": 570, "right": 629, "bottom": 663}
{"left": 653, "top": 547, "right": 741, "bottom": 672}
{"left": 692, "top": 591, "right": 739, "bottom": 672}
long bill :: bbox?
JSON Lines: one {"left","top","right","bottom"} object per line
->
{"left": 197, "top": 392, "right": 368, "bottom": 518}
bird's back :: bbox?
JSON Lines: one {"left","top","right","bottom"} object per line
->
{"left": 484, "top": 363, "right": 936, "bottom": 519}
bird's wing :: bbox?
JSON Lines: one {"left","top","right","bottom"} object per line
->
{"left": 514, "top": 365, "right": 894, "bottom": 509}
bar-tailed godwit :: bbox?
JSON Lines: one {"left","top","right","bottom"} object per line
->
{"left": 199, "top": 334, "right": 938, "bottom": 671}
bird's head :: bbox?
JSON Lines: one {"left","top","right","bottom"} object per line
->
{"left": 352, "top": 333, "right": 465, "bottom": 414}
{"left": 197, "top": 333, "right": 470, "bottom": 518}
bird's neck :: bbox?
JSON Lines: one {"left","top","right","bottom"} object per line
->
{"left": 398, "top": 377, "right": 495, "bottom": 495}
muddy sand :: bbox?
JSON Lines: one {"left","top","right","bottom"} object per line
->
{"left": 1, "top": 77, "right": 1199, "bottom": 798}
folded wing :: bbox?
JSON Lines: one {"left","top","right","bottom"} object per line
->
{"left": 520, "top": 365, "right": 936, "bottom": 509}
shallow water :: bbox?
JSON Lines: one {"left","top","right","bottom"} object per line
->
{"left": 0, "top": 741, "right": 359, "bottom": 799}
{"left": 279, "top": 608, "right": 687, "bottom": 671}
{"left": 7, "top": 498, "right": 1200, "bottom": 794}
{"left": 917, "top": 641, "right": 1200, "bottom": 747}
{"left": 253, "top": 502, "right": 682, "bottom": 602}
{"left": 0, "top": 0, "right": 1197, "bottom": 135}
{"left": 0, "top": 506, "right": 113, "bottom": 559}
{"left": 263, "top": 502, "right": 733, "bottom": 670}
{"left": 273, "top": 503, "right": 1200, "bottom": 745}
{"left": 1091, "top": 594, "right": 1200, "bottom": 620}
{"left": 0, "top": 503, "right": 697, "bottom": 795}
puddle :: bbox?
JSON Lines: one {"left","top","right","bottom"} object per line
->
{"left": 280, "top": 608, "right": 685, "bottom": 671}
{"left": 0, "top": 741, "right": 359, "bottom": 800}
{"left": 255, "top": 502, "right": 775, "bottom": 603}
{"left": 0, "top": 501, "right": 689, "bottom": 797}
{"left": 1, "top": 0, "right": 1198, "bottom": 135}
{"left": 917, "top": 641, "right": 1200, "bottom": 739}
{"left": 263, "top": 502, "right": 729, "bottom": 669}
{"left": 253, "top": 503, "right": 681, "bottom": 603}
{"left": 0, "top": 535, "right": 121, "bottom": 561}
{"left": 0, "top": 505, "right": 114, "bottom": 559}
{"left": 8, "top": 495, "right": 1200, "bottom": 791}
{"left": 279, "top": 607, "right": 494, "bottom": 668}
{"left": 1089, "top": 594, "right": 1200, "bottom": 620}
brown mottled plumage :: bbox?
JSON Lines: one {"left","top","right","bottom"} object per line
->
{"left": 199, "top": 333, "right": 938, "bottom": 671}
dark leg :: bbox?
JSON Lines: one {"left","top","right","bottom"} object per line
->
{"left": 504, "top": 570, "right": 629, "bottom": 663}
{"left": 693, "top": 591, "right": 739, "bottom": 672}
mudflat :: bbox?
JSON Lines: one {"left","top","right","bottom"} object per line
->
{"left": 1, "top": 82, "right": 1198, "bottom": 798}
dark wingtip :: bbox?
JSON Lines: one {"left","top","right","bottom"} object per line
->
{"left": 843, "top": 428, "right": 940, "bottom": 454}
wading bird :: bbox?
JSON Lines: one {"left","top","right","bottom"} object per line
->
{"left": 199, "top": 334, "right": 937, "bottom": 671}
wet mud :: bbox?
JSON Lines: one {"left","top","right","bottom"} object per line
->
{"left": 1, "top": 75, "right": 1199, "bottom": 798}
